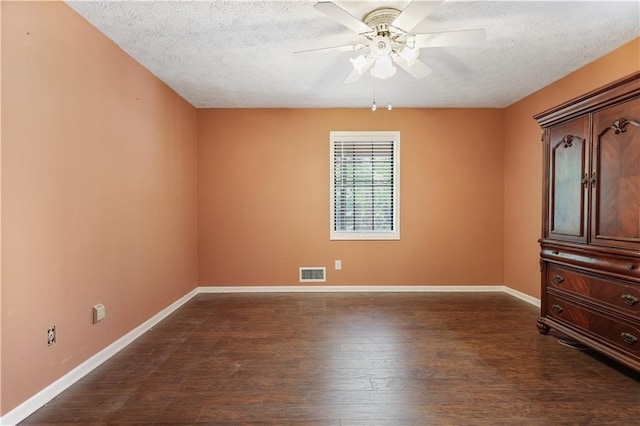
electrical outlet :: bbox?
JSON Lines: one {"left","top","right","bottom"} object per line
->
{"left": 47, "top": 326, "right": 56, "bottom": 346}
{"left": 335, "top": 260, "right": 342, "bottom": 270}
{"left": 93, "top": 303, "right": 106, "bottom": 324}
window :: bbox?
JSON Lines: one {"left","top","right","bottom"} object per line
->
{"left": 330, "top": 131, "right": 400, "bottom": 240}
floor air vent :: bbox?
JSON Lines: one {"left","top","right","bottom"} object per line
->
{"left": 299, "top": 267, "right": 326, "bottom": 283}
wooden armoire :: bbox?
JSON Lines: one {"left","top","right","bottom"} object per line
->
{"left": 535, "top": 71, "right": 640, "bottom": 372}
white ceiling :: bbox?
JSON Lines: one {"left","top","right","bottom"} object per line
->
{"left": 65, "top": 0, "right": 640, "bottom": 109}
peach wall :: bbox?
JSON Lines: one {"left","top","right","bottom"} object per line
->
{"left": 503, "top": 38, "right": 640, "bottom": 298}
{"left": 198, "top": 108, "right": 505, "bottom": 286}
{"left": 2, "top": 0, "right": 635, "bottom": 417}
{"left": 1, "top": 1, "right": 198, "bottom": 414}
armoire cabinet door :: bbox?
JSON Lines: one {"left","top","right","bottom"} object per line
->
{"left": 591, "top": 98, "right": 640, "bottom": 250}
{"left": 546, "top": 117, "right": 589, "bottom": 242}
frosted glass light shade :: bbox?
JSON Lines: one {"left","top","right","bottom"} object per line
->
{"left": 350, "top": 54, "right": 369, "bottom": 74}
{"left": 400, "top": 46, "right": 419, "bottom": 66}
{"left": 370, "top": 56, "right": 396, "bottom": 80}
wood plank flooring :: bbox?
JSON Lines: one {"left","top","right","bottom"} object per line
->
{"left": 20, "top": 292, "right": 640, "bottom": 425}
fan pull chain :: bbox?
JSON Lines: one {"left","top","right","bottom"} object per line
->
{"left": 371, "top": 80, "right": 391, "bottom": 111}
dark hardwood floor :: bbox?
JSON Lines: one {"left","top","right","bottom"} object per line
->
{"left": 20, "top": 292, "right": 640, "bottom": 425}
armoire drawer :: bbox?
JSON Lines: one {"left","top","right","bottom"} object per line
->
{"left": 547, "top": 294, "right": 640, "bottom": 355}
{"left": 541, "top": 245, "right": 640, "bottom": 282}
{"left": 547, "top": 264, "right": 640, "bottom": 317}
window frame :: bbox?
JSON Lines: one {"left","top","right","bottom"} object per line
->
{"left": 329, "top": 131, "right": 400, "bottom": 241}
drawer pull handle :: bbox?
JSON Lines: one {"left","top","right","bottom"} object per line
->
{"left": 627, "top": 264, "right": 636, "bottom": 271}
{"left": 622, "top": 294, "right": 639, "bottom": 306}
{"left": 553, "top": 275, "right": 564, "bottom": 284}
{"left": 552, "top": 304, "right": 564, "bottom": 314}
{"left": 621, "top": 332, "right": 639, "bottom": 345}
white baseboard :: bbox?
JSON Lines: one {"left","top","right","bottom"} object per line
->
{"left": 1, "top": 284, "right": 539, "bottom": 425}
{"left": 502, "top": 286, "right": 541, "bottom": 307}
{"left": 198, "top": 285, "right": 508, "bottom": 293}
{"left": 0, "top": 288, "right": 199, "bottom": 426}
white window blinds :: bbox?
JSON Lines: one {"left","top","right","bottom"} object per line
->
{"left": 330, "top": 131, "right": 400, "bottom": 240}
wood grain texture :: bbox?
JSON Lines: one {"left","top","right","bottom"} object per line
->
{"left": 549, "top": 118, "right": 588, "bottom": 240}
{"left": 19, "top": 292, "right": 640, "bottom": 425}
{"left": 551, "top": 143, "right": 583, "bottom": 234}
{"left": 539, "top": 73, "right": 640, "bottom": 374}
{"left": 593, "top": 97, "right": 640, "bottom": 246}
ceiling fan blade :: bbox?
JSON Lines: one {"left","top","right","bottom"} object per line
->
{"left": 393, "top": 56, "right": 432, "bottom": 79}
{"left": 344, "top": 57, "right": 374, "bottom": 83}
{"left": 410, "top": 29, "right": 487, "bottom": 48}
{"left": 391, "top": 0, "right": 445, "bottom": 34}
{"left": 314, "top": 1, "right": 372, "bottom": 35}
{"left": 294, "top": 43, "right": 366, "bottom": 55}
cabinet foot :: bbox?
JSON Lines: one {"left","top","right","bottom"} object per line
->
{"left": 537, "top": 318, "right": 550, "bottom": 335}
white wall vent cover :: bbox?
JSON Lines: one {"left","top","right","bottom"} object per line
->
{"left": 299, "top": 267, "right": 326, "bottom": 283}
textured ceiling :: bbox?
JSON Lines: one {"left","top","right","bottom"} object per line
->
{"left": 65, "top": 1, "right": 640, "bottom": 108}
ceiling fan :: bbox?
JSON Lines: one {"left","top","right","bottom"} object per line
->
{"left": 296, "top": 0, "right": 486, "bottom": 83}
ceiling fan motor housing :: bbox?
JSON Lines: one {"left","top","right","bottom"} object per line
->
{"left": 364, "top": 8, "right": 401, "bottom": 36}
{"left": 363, "top": 8, "right": 404, "bottom": 58}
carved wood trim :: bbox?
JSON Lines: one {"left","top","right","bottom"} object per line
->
{"left": 562, "top": 134, "right": 576, "bottom": 147}
{"left": 597, "top": 117, "right": 640, "bottom": 138}
{"left": 552, "top": 134, "right": 584, "bottom": 150}
{"left": 613, "top": 118, "right": 640, "bottom": 134}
